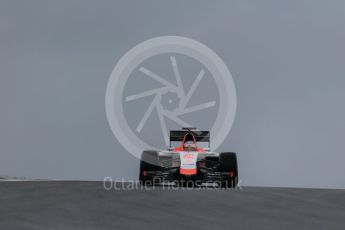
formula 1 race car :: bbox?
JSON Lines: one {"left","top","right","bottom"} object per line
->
{"left": 139, "top": 128, "right": 238, "bottom": 188}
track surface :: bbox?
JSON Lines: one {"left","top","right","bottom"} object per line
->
{"left": 0, "top": 181, "right": 344, "bottom": 230}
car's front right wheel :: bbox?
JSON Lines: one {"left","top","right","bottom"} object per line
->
{"left": 139, "top": 150, "right": 160, "bottom": 186}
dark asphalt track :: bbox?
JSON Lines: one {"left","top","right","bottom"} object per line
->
{"left": 0, "top": 181, "right": 344, "bottom": 230}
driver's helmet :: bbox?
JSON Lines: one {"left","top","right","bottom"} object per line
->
{"left": 183, "top": 133, "right": 197, "bottom": 151}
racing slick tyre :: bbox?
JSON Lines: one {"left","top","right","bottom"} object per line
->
{"left": 219, "top": 152, "right": 238, "bottom": 188}
{"left": 139, "top": 151, "right": 161, "bottom": 186}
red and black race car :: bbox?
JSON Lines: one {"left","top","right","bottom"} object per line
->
{"left": 139, "top": 128, "right": 238, "bottom": 188}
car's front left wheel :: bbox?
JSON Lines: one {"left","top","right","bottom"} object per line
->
{"left": 219, "top": 152, "right": 238, "bottom": 188}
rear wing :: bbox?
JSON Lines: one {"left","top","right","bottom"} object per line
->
{"left": 169, "top": 130, "right": 210, "bottom": 147}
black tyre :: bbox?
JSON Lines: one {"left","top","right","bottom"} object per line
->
{"left": 139, "top": 151, "right": 160, "bottom": 185}
{"left": 219, "top": 152, "right": 238, "bottom": 188}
